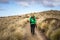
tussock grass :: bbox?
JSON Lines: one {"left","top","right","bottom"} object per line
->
{"left": 0, "top": 26, "right": 26, "bottom": 40}
{"left": 0, "top": 17, "right": 29, "bottom": 40}
{"left": 38, "top": 18, "right": 60, "bottom": 40}
{"left": 50, "top": 28, "right": 60, "bottom": 40}
{"left": 0, "top": 10, "right": 60, "bottom": 40}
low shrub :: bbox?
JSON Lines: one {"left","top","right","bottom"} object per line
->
{"left": 50, "top": 28, "right": 60, "bottom": 40}
{"left": 0, "top": 26, "right": 26, "bottom": 40}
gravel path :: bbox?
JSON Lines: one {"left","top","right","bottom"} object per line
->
{"left": 24, "top": 23, "right": 48, "bottom": 40}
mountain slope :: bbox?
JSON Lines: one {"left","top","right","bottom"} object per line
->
{"left": 0, "top": 10, "right": 60, "bottom": 40}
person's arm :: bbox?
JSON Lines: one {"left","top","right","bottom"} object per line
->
{"left": 30, "top": 17, "right": 31, "bottom": 23}
{"left": 34, "top": 17, "right": 36, "bottom": 23}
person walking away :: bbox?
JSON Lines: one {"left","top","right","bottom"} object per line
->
{"left": 30, "top": 15, "right": 37, "bottom": 35}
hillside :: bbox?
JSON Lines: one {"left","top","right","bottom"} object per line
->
{"left": 0, "top": 10, "right": 60, "bottom": 40}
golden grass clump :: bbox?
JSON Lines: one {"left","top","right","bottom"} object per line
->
{"left": 38, "top": 18, "right": 60, "bottom": 37}
{"left": 0, "top": 17, "right": 27, "bottom": 40}
{"left": 37, "top": 20, "right": 49, "bottom": 32}
{"left": 40, "top": 21, "right": 48, "bottom": 30}
{"left": 0, "top": 26, "right": 26, "bottom": 40}
{"left": 50, "top": 28, "right": 60, "bottom": 40}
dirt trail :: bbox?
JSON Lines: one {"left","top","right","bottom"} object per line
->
{"left": 24, "top": 23, "right": 48, "bottom": 40}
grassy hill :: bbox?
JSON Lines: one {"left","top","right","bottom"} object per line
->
{"left": 0, "top": 10, "right": 60, "bottom": 40}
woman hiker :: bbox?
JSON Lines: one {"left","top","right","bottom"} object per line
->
{"left": 30, "top": 15, "right": 37, "bottom": 35}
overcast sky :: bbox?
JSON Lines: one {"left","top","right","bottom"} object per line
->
{"left": 0, "top": 0, "right": 60, "bottom": 16}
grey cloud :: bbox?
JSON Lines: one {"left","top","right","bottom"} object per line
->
{"left": 0, "top": 0, "right": 9, "bottom": 3}
{"left": 35, "top": 0, "right": 60, "bottom": 7}
{"left": 14, "top": 0, "right": 33, "bottom": 7}
{"left": 12, "top": 0, "right": 60, "bottom": 7}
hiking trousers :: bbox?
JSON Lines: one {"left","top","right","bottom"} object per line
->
{"left": 30, "top": 24, "right": 36, "bottom": 35}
